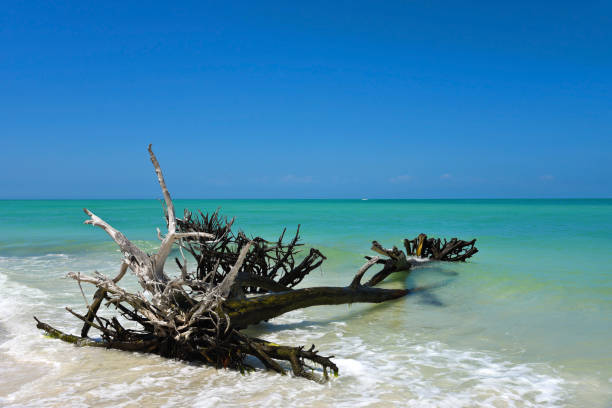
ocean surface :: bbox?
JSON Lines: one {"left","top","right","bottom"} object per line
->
{"left": 0, "top": 199, "right": 610, "bottom": 407}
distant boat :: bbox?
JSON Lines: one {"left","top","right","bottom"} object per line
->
{"left": 361, "top": 198, "right": 368, "bottom": 201}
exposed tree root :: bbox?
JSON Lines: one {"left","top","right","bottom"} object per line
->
{"left": 34, "top": 145, "right": 478, "bottom": 382}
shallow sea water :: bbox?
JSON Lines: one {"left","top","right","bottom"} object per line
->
{"left": 0, "top": 199, "right": 610, "bottom": 407}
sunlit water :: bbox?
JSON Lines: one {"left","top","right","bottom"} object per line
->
{"left": 0, "top": 199, "right": 610, "bottom": 407}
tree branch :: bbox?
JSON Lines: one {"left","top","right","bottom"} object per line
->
{"left": 148, "top": 144, "right": 175, "bottom": 233}
{"left": 224, "top": 286, "right": 409, "bottom": 329}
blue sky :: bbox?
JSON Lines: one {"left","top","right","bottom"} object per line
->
{"left": 1, "top": 1, "right": 611, "bottom": 198}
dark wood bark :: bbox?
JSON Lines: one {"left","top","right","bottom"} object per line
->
{"left": 80, "top": 288, "right": 106, "bottom": 337}
{"left": 225, "top": 286, "right": 409, "bottom": 329}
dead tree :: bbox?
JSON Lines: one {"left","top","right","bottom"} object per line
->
{"left": 34, "top": 145, "right": 478, "bottom": 383}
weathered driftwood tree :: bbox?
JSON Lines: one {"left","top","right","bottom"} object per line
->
{"left": 35, "top": 145, "right": 478, "bottom": 382}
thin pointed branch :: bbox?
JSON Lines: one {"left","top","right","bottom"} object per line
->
{"left": 148, "top": 144, "right": 176, "bottom": 233}
{"left": 219, "top": 242, "right": 253, "bottom": 298}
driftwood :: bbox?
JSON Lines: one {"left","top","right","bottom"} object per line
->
{"left": 34, "top": 145, "right": 478, "bottom": 382}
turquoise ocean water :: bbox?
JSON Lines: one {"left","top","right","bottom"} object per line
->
{"left": 0, "top": 199, "right": 611, "bottom": 407}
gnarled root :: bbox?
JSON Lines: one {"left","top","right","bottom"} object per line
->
{"left": 234, "top": 332, "right": 338, "bottom": 382}
{"left": 34, "top": 317, "right": 337, "bottom": 383}
{"left": 403, "top": 234, "right": 478, "bottom": 261}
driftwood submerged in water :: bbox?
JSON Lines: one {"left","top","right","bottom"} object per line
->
{"left": 34, "top": 145, "right": 478, "bottom": 382}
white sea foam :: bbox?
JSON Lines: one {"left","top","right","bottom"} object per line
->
{"left": 213, "top": 311, "right": 569, "bottom": 407}
{"left": 407, "top": 256, "right": 433, "bottom": 263}
{"left": 0, "top": 256, "right": 572, "bottom": 407}
{"left": 150, "top": 337, "right": 567, "bottom": 408}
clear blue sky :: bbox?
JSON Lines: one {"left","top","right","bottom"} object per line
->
{"left": 1, "top": 1, "right": 611, "bottom": 198}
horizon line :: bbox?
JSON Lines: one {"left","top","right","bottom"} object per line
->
{"left": 1, "top": 197, "right": 611, "bottom": 201}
